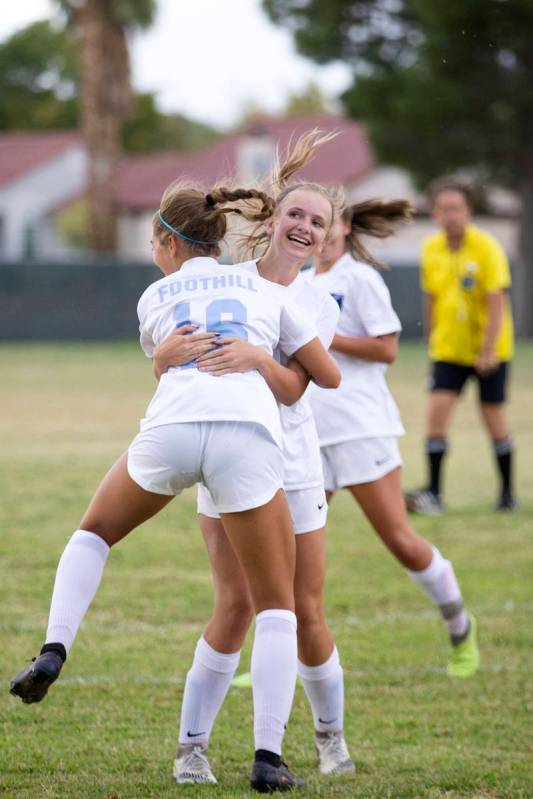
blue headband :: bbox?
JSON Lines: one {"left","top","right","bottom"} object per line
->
{"left": 157, "top": 209, "right": 218, "bottom": 246}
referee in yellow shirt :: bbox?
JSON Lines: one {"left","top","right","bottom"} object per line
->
{"left": 406, "top": 180, "right": 517, "bottom": 513}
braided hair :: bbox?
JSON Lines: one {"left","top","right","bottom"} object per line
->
{"left": 153, "top": 129, "right": 344, "bottom": 259}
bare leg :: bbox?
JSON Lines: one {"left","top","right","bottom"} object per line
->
{"left": 348, "top": 468, "right": 470, "bottom": 644}
{"left": 479, "top": 402, "right": 509, "bottom": 440}
{"left": 10, "top": 453, "right": 175, "bottom": 704}
{"left": 200, "top": 513, "right": 254, "bottom": 654}
{"left": 427, "top": 390, "right": 458, "bottom": 438}
{"left": 294, "top": 530, "right": 334, "bottom": 666}
{"left": 293, "top": 528, "right": 353, "bottom": 772}
{"left": 350, "top": 468, "right": 433, "bottom": 570}
{"left": 175, "top": 514, "right": 252, "bottom": 754}
{"left": 198, "top": 517, "right": 334, "bottom": 662}
{"left": 45, "top": 453, "right": 174, "bottom": 652}
{"left": 222, "top": 490, "right": 298, "bottom": 760}
{"left": 220, "top": 489, "right": 295, "bottom": 612}
{"left": 80, "top": 452, "right": 173, "bottom": 545}
{"left": 179, "top": 509, "right": 337, "bottom": 762}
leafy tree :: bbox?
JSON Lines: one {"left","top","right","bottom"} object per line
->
{"left": 0, "top": 20, "right": 77, "bottom": 130}
{"left": 54, "top": 0, "right": 156, "bottom": 252}
{"left": 236, "top": 82, "right": 329, "bottom": 128}
{"left": 263, "top": 0, "right": 533, "bottom": 335}
{"left": 123, "top": 93, "right": 218, "bottom": 153}
{"left": 0, "top": 22, "right": 218, "bottom": 153}
{"left": 285, "top": 81, "right": 329, "bottom": 116}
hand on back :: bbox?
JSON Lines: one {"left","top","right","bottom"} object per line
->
{"left": 153, "top": 325, "right": 218, "bottom": 379}
{"left": 197, "top": 337, "right": 263, "bottom": 376}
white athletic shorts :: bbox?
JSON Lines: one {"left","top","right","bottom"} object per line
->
{"left": 127, "top": 421, "right": 283, "bottom": 513}
{"left": 321, "top": 436, "right": 402, "bottom": 492}
{"left": 197, "top": 482, "right": 328, "bottom": 534}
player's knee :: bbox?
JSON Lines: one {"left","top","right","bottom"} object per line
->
{"left": 217, "top": 593, "right": 254, "bottom": 637}
{"left": 384, "top": 525, "right": 415, "bottom": 561}
{"left": 77, "top": 516, "right": 122, "bottom": 546}
{"left": 427, "top": 415, "right": 449, "bottom": 438}
{"left": 295, "top": 594, "right": 325, "bottom": 638}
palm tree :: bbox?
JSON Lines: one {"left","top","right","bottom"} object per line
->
{"left": 58, "top": 0, "right": 156, "bottom": 253}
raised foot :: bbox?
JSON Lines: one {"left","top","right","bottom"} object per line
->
{"left": 10, "top": 652, "right": 64, "bottom": 704}
{"left": 447, "top": 615, "right": 480, "bottom": 678}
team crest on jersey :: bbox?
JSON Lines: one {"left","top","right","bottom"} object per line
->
{"left": 331, "top": 292, "right": 344, "bottom": 309}
{"left": 462, "top": 261, "right": 478, "bottom": 290}
{"left": 461, "top": 275, "right": 476, "bottom": 290}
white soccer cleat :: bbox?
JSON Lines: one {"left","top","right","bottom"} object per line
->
{"left": 315, "top": 730, "right": 356, "bottom": 776}
{"left": 173, "top": 744, "right": 217, "bottom": 784}
{"left": 405, "top": 489, "right": 444, "bottom": 515}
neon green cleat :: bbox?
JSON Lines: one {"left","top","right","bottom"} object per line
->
{"left": 231, "top": 671, "right": 252, "bottom": 688}
{"left": 447, "top": 615, "right": 480, "bottom": 678}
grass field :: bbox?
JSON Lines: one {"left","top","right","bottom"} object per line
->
{"left": 1, "top": 341, "right": 532, "bottom": 798}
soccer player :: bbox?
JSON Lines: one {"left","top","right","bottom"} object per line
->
{"left": 9, "top": 170, "right": 340, "bottom": 792}
{"left": 406, "top": 180, "right": 516, "bottom": 514}
{"left": 153, "top": 179, "right": 355, "bottom": 783}
{"left": 308, "top": 201, "right": 480, "bottom": 680}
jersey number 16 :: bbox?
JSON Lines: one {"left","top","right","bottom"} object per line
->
{"left": 173, "top": 299, "right": 249, "bottom": 368}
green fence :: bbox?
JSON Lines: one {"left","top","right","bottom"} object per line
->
{"left": 0, "top": 259, "right": 423, "bottom": 341}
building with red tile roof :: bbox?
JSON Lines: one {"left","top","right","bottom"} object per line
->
{"left": 116, "top": 114, "right": 373, "bottom": 212}
{"left": 0, "top": 115, "right": 518, "bottom": 261}
{"left": 0, "top": 115, "right": 374, "bottom": 259}
{"left": 0, "top": 131, "right": 86, "bottom": 258}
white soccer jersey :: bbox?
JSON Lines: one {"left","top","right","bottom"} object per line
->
{"left": 238, "top": 261, "right": 340, "bottom": 488}
{"left": 137, "top": 257, "right": 317, "bottom": 447}
{"left": 308, "top": 253, "right": 405, "bottom": 445}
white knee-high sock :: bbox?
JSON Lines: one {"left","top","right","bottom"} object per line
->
{"left": 407, "top": 546, "right": 469, "bottom": 640}
{"left": 178, "top": 637, "right": 240, "bottom": 748}
{"left": 252, "top": 609, "right": 297, "bottom": 755}
{"left": 298, "top": 646, "right": 344, "bottom": 734}
{"left": 45, "top": 530, "right": 110, "bottom": 653}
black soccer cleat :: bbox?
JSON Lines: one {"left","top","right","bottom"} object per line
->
{"left": 250, "top": 759, "right": 306, "bottom": 793}
{"left": 495, "top": 491, "right": 519, "bottom": 512}
{"left": 10, "top": 651, "right": 64, "bottom": 704}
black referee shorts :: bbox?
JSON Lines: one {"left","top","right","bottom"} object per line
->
{"left": 429, "top": 360, "right": 509, "bottom": 404}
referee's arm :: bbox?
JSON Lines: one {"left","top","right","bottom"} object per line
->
{"left": 477, "top": 291, "right": 505, "bottom": 374}
{"left": 422, "top": 292, "right": 434, "bottom": 343}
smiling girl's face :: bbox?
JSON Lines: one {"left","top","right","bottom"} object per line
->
{"left": 265, "top": 188, "right": 332, "bottom": 261}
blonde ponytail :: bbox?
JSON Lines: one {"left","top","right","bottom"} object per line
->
{"left": 343, "top": 198, "right": 413, "bottom": 268}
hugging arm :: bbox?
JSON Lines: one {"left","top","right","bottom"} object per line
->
{"left": 152, "top": 325, "right": 218, "bottom": 379}
{"left": 291, "top": 337, "right": 341, "bottom": 389}
{"left": 197, "top": 338, "right": 310, "bottom": 405}
{"left": 197, "top": 334, "right": 340, "bottom": 401}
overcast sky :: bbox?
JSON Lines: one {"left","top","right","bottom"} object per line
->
{"left": 1, "top": 0, "right": 352, "bottom": 129}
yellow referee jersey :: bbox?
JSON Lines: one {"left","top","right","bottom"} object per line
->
{"left": 421, "top": 224, "right": 514, "bottom": 365}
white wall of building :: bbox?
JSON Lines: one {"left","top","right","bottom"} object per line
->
{"left": 363, "top": 215, "right": 519, "bottom": 265}
{"left": 346, "top": 167, "right": 519, "bottom": 264}
{"left": 0, "top": 145, "right": 88, "bottom": 259}
{"left": 347, "top": 166, "right": 424, "bottom": 208}
{"left": 118, "top": 211, "right": 154, "bottom": 260}
{"left": 237, "top": 136, "right": 276, "bottom": 183}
